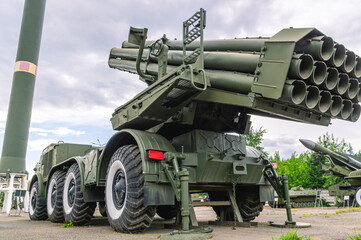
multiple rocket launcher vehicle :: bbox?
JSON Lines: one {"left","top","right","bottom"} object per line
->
{"left": 28, "top": 9, "right": 361, "bottom": 233}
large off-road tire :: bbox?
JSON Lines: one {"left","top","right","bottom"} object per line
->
{"left": 98, "top": 202, "right": 107, "bottom": 217}
{"left": 47, "top": 170, "right": 66, "bottom": 222}
{"left": 237, "top": 186, "right": 264, "bottom": 221}
{"left": 355, "top": 188, "right": 361, "bottom": 206}
{"left": 29, "top": 181, "right": 48, "bottom": 220}
{"left": 157, "top": 205, "right": 178, "bottom": 220}
{"left": 209, "top": 186, "right": 264, "bottom": 222}
{"left": 63, "top": 163, "right": 96, "bottom": 225}
{"left": 105, "top": 145, "right": 156, "bottom": 233}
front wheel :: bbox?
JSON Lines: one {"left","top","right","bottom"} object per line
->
{"left": 63, "top": 163, "right": 96, "bottom": 225}
{"left": 29, "top": 181, "right": 48, "bottom": 220}
{"left": 105, "top": 145, "right": 156, "bottom": 233}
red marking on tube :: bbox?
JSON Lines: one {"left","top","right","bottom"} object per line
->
{"left": 148, "top": 150, "right": 164, "bottom": 160}
{"left": 19, "top": 61, "right": 30, "bottom": 71}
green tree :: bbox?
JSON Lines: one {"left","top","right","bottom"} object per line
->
{"left": 242, "top": 126, "right": 268, "bottom": 156}
{"left": 274, "top": 152, "right": 310, "bottom": 188}
{"left": 306, "top": 132, "right": 354, "bottom": 189}
{"left": 317, "top": 132, "right": 353, "bottom": 154}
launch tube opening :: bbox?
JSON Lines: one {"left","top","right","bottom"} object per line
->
{"left": 309, "top": 61, "right": 327, "bottom": 85}
{"left": 323, "top": 68, "right": 339, "bottom": 91}
{"left": 336, "top": 73, "right": 349, "bottom": 95}
{"left": 342, "top": 51, "right": 356, "bottom": 73}
{"left": 320, "top": 36, "right": 334, "bottom": 61}
{"left": 350, "top": 104, "right": 361, "bottom": 122}
{"left": 351, "top": 58, "right": 361, "bottom": 78}
{"left": 303, "top": 86, "right": 320, "bottom": 109}
{"left": 330, "top": 43, "right": 346, "bottom": 68}
{"left": 347, "top": 79, "right": 359, "bottom": 100}
{"left": 329, "top": 95, "right": 342, "bottom": 116}
{"left": 340, "top": 99, "right": 352, "bottom": 119}
{"left": 318, "top": 91, "right": 332, "bottom": 113}
{"left": 288, "top": 54, "right": 314, "bottom": 80}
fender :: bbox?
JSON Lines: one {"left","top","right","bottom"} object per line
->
{"left": 46, "top": 157, "right": 86, "bottom": 192}
{"left": 97, "top": 129, "right": 176, "bottom": 186}
{"left": 29, "top": 173, "right": 46, "bottom": 198}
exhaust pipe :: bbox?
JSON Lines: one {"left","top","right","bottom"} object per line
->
{"left": 339, "top": 99, "right": 353, "bottom": 119}
{"left": 345, "top": 78, "right": 359, "bottom": 100}
{"left": 348, "top": 103, "right": 361, "bottom": 122}
{"left": 328, "top": 95, "right": 343, "bottom": 117}
{"left": 288, "top": 54, "right": 314, "bottom": 80}
{"left": 350, "top": 57, "right": 361, "bottom": 79}
{"left": 317, "top": 90, "right": 332, "bottom": 113}
{"left": 305, "top": 61, "right": 327, "bottom": 85}
{"left": 326, "top": 43, "right": 346, "bottom": 68}
{"left": 300, "top": 85, "right": 320, "bottom": 109}
{"left": 340, "top": 51, "right": 356, "bottom": 73}
{"left": 297, "top": 36, "right": 334, "bottom": 61}
{"left": 332, "top": 73, "right": 349, "bottom": 95}
{"left": 322, "top": 67, "right": 339, "bottom": 91}
{"left": 281, "top": 80, "right": 307, "bottom": 104}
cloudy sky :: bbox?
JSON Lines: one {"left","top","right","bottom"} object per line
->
{"left": 1, "top": 0, "right": 361, "bottom": 175}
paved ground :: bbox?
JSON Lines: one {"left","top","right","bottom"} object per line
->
{"left": 1, "top": 206, "right": 361, "bottom": 240}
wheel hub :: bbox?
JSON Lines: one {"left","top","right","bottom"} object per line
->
{"left": 112, "top": 169, "right": 126, "bottom": 209}
{"left": 31, "top": 191, "right": 37, "bottom": 209}
{"left": 51, "top": 184, "right": 57, "bottom": 208}
{"left": 68, "top": 179, "right": 75, "bottom": 207}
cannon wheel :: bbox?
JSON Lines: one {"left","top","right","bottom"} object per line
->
{"left": 63, "top": 163, "right": 96, "bottom": 225}
{"left": 47, "top": 170, "right": 66, "bottom": 222}
{"left": 29, "top": 181, "right": 48, "bottom": 220}
{"left": 209, "top": 186, "right": 263, "bottom": 222}
{"left": 105, "top": 145, "right": 156, "bottom": 233}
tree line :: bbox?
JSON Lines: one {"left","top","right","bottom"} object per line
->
{"left": 242, "top": 127, "right": 359, "bottom": 189}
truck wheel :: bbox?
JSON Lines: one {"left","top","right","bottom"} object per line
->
{"left": 237, "top": 189, "right": 264, "bottom": 222}
{"left": 209, "top": 186, "right": 263, "bottom": 222}
{"left": 105, "top": 145, "right": 156, "bottom": 233}
{"left": 63, "top": 163, "right": 96, "bottom": 225}
{"left": 157, "top": 205, "right": 178, "bottom": 220}
{"left": 47, "top": 170, "right": 66, "bottom": 222}
{"left": 355, "top": 188, "right": 361, "bottom": 206}
{"left": 29, "top": 181, "right": 48, "bottom": 220}
{"left": 98, "top": 202, "right": 107, "bottom": 217}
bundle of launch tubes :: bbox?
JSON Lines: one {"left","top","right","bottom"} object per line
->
{"left": 109, "top": 30, "right": 361, "bottom": 122}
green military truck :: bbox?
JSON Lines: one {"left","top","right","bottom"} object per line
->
{"left": 29, "top": 9, "right": 361, "bottom": 233}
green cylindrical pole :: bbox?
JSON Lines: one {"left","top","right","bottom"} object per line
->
{"left": 0, "top": 0, "right": 46, "bottom": 173}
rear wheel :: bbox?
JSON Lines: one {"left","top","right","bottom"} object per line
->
{"left": 98, "top": 202, "right": 107, "bottom": 217}
{"left": 157, "top": 205, "right": 178, "bottom": 220}
{"left": 29, "top": 181, "right": 48, "bottom": 220}
{"left": 47, "top": 170, "right": 66, "bottom": 222}
{"left": 209, "top": 186, "right": 264, "bottom": 222}
{"left": 105, "top": 145, "right": 156, "bottom": 233}
{"left": 63, "top": 163, "right": 96, "bottom": 225}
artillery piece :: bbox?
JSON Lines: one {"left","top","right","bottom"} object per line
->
{"left": 28, "top": 9, "right": 360, "bottom": 233}
{"left": 300, "top": 139, "right": 361, "bottom": 206}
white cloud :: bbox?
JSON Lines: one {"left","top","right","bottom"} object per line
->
{"left": 30, "top": 127, "right": 85, "bottom": 137}
{"left": 28, "top": 138, "right": 58, "bottom": 152}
